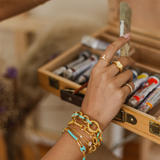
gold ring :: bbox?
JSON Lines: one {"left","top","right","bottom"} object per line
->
{"left": 99, "top": 55, "right": 111, "bottom": 63}
{"left": 125, "top": 83, "right": 133, "bottom": 94}
{"left": 112, "top": 61, "right": 123, "bottom": 72}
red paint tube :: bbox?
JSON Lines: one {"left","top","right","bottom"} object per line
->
{"left": 128, "top": 74, "right": 160, "bottom": 108}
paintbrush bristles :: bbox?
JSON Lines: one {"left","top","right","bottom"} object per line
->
{"left": 120, "top": 2, "right": 132, "bottom": 29}
{"left": 120, "top": 2, "right": 132, "bottom": 56}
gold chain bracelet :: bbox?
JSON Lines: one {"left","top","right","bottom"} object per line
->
{"left": 64, "top": 111, "right": 103, "bottom": 154}
{"left": 71, "top": 112, "right": 102, "bottom": 143}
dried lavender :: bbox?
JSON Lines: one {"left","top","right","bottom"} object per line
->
{"left": 3, "top": 67, "right": 18, "bottom": 79}
{"left": 0, "top": 67, "right": 45, "bottom": 160}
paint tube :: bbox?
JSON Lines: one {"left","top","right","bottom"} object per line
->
{"left": 138, "top": 85, "right": 160, "bottom": 113}
{"left": 125, "top": 72, "right": 148, "bottom": 103}
{"left": 129, "top": 73, "right": 149, "bottom": 95}
{"left": 81, "top": 35, "right": 120, "bottom": 56}
{"left": 64, "top": 55, "right": 98, "bottom": 80}
{"left": 53, "top": 50, "right": 91, "bottom": 75}
{"left": 76, "top": 66, "right": 94, "bottom": 84}
{"left": 128, "top": 74, "right": 160, "bottom": 108}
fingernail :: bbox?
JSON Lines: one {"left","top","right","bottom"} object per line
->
{"left": 123, "top": 33, "right": 131, "bottom": 39}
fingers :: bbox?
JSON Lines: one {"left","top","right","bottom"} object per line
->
{"left": 97, "top": 33, "right": 131, "bottom": 68}
{"left": 121, "top": 81, "right": 135, "bottom": 98}
{"left": 107, "top": 56, "right": 135, "bottom": 76}
{"left": 112, "top": 69, "right": 134, "bottom": 88}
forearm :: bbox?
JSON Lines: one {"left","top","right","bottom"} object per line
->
{"left": 41, "top": 131, "right": 83, "bottom": 160}
{"left": 0, "top": 0, "right": 49, "bottom": 21}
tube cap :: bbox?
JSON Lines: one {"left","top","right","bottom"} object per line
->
{"left": 79, "top": 50, "right": 91, "bottom": 58}
{"left": 64, "top": 69, "right": 73, "bottom": 79}
{"left": 127, "top": 99, "right": 138, "bottom": 108}
{"left": 133, "top": 68, "right": 141, "bottom": 75}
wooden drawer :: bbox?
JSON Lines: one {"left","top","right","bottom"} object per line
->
{"left": 38, "top": 0, "right": 160, "bottom": 144}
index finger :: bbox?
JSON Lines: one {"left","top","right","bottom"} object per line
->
{"left": 97, "top": 33, "right": 131, "bottom": 68}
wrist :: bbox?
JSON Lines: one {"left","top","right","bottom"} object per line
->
{"left": 63, "top": 111, "right": 103, "bottom": 158}
{"left": 80, "top": 108, "right": 108, "bottom": 132}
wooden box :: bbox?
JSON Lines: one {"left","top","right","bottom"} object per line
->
{"left": 38, "top": 0, "right": 160, "bottom": 144}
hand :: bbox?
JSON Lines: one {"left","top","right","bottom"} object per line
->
{"left": 80, "top": 33, "right": 135, "bottom": 131}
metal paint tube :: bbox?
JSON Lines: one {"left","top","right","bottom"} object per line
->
{"left": 128, "top": 74, "right": 160, "bottom": 108}
{"left": 81, "top": 35, "right": 120, "bottom": 56}
{"left": 53, "top": 50, "right": 91, "bottom": 75}
{"left": 64, "top": 55, "right": 98, "bottom": 80}
{"left": 76, "top": 65, "right": 95, "bottom": 84}
{"left": 138, "top": 85, "right": 160, "bottom": 113}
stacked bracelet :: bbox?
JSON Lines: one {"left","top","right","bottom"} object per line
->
{"left": 67, "top": 126, "right": 91, "bottom": 150}
{"left": 63, "top": 111, "right": 102, "bottom": 160}
{"left": 63, "top": 128, "right": 87, "bottom": 160}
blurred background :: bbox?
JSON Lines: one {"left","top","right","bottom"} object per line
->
{"left": 0, "top": 0, "right": 158, "bottom": 160}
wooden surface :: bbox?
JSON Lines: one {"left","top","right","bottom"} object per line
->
{"left": 100, "top": 26, "right": 160, "bottom": 50}
{"left": 113, "top": 104, "right": 160, "bottom": 145}
{"left": 108, "top": 0, "right": 160, "bottom": 40}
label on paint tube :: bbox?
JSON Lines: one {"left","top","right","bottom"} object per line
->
{"left": 133, "top": 73, "right": 149, "bottom": 92}
{"left": 138, "top": 86, "right": 160, "bottom": 113}
{"left": 129, "top": 73, "right": 149, "bottom": 95}
{"left": 125, "top": 73, "right": 149, "bottom": 102}
{"left": 128, "top": 76, "right": 160, "bottom": 108}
